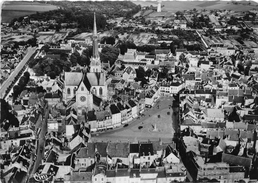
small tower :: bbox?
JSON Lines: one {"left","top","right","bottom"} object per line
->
{"left": 90, "top": 12, "right": 102, "bottom": 73}
{"left": 157, "top": 0, "right": 162, "bottom": 13}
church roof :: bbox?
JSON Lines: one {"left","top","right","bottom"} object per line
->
{"left": 93, "top": 94, "right": 102, "bottom": 107}
{"left": 65, "top": 72, "right": 83, "bottom": 86}
{"left": 87, "top": 73, "right": 105, "bottom": 86}
{"left": 81, "top": 73, "right": 92, "bottom": 91}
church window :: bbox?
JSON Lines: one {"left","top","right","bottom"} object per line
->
{"left": 93, "top": 68, "right": 95, "bottom": 72}
{"left": 67, "top": 88, "right": 71, "bottom": 95}
{"left": 99, "top": 87, "right": 103, "bottom": 96}
{"left": 92, "top": 87, "right": 97, "bottom": 95}
{"left": 81, "top": 86, "right": 84, "bottom": 91}
{"left": 73, "top": 87, "right": 76, "bottom": 95}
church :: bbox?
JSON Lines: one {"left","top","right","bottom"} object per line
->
{"left": 63, "top": 13, "right": 107, "bottom": 115}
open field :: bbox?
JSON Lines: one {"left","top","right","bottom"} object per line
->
{"left": 1, "top": 1, "right": 59, "bottom": 23}
{"left": 134, "top": 1, "right": 258, "bottom": 12}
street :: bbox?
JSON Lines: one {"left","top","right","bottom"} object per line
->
{"left": 0, "top": 47, "right": 37, "bottom": 99}
{"left": 30, "top": 104, "right": 49, "bottom": 176}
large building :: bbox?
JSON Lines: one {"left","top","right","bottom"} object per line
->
{"left": 63, "top": 13, "right": 107, "bottom": 115}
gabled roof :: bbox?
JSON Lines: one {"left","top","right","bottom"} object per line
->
{"left": 128, "top": 100, "right": 136, "bottom": 108}
{"left": 222, "top": 153, "right": 252, "bottom": 167}
{"left": 87, "top": 110, "right": 96, "bottom": 121}
{"left": 117, "top": 103, "right": 125, "bottom": 111}
{"left": 93, "top": 94, "right": 102, "bottom": 107}
{"left": 77, "top": 145, "right": 95, "bottom": 158}
{"left": 155, "top": 49, "right": 170, "bottom": 54}
{"left": 107, "top": 142, "right": 129, "bottom": 157}
{"left": 78, "top": 73, "right": 91, "bottom": 92}
{"left": 65, "top": 72, "right": 83, "bottom": 86}
{"left": 110, "top": 104, "right": 120, "bottom": 114}
{"left": 87, "top": 72, "right": 105, "bottom": 86}
{"left": 130, "top": 144, "right": 139, "bottom": 153}
{"left": 69, "top": 171, "right": 92, "bottom": 181}
{"left": 139, "top": 143, "right": 154, "bottom": 156}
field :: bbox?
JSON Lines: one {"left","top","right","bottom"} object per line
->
{"left": 134, "top": 1, "right": 258, "bottom": 12}
{"left": 1, "top": 1, "right": 59, "bottom": 23}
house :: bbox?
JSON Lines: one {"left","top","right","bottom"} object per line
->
{"left": 140, "top": 168, "right": 158, "bottom": 182}
{"left": 129, "top": 169, "right": 141, "bottom": 183}
{"left": 64, "top": 169, "right": 92, "bottom": 183}
{"left": 163, "top": 145, "right": 180, "bottom": 164}
{"left": 44, "top": 92, "right": 60, "bottom": 106}
{"left": 75, "top": 142, "right": 108, "bottom": 170}
{"left": 107, "top": 142, "right": 130, "bottom": 166}
{"left": 117, "top": 103, "right": 127, "bottom": 123}
{"left": 205, "top": 109, "right": 225, "bottom": 121}
{"left": 145, "top": 90, "right": 156, "bottom": 107}
{"left": 87, "top": 111, "right": 97, "bottom": 131}
{"left": 123, "top": 66, "right": 136, "bottom": 82}
{"left": 139, "top": 143, "right": 155, "bottom": 167}
{"left": 128, "top": 100, "right": 138, "bottom": 118}
{"left": 75, "top": 145, "right": 95, "bottom": 170}
{"left": 95, "top": 110, "right": 112, "bottom": 130}
{"left": 166, "top": 164, "right": 187, "bottom": 182}
{"left": 199, "top": 60, "right": 211, "bottom": 70}
{"left": 170, "top": 82, "right": 184, "bottom": 94}
{"left": 155, "top": 49, "right": 170, "bottom": 61}
{"left": 110, "top": 104, "right": 121, "bottom": 127}
{"left": 92, "top": 161, "right": 107, "bottom": 183}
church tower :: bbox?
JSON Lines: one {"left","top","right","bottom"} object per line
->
{"left": 90, "top": 12, "right": 102, "bottom": 73}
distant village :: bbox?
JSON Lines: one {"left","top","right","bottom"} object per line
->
{"left": 1, "top": 2, "right": 258, "bottom": 183}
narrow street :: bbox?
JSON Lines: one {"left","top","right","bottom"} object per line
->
{"left": 0, "top": 47, "right": 37, "bottom": 99}
{"left": 30, "top": 103, "right": 49, "bottom": 177}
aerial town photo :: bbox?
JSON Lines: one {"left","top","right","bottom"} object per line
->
{"left": 1, "top": 0, "right": 258, "bottom": 182}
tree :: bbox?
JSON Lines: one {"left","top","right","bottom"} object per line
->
{"left": 160, "top": 42, "right": 167, "bottom": 48}
{"left": 100, "top": 46, "right": 119, "bottom": 67}
{"left": 170, "top": 42, "right": 176, "bottom": 56}
{"left": 119, "top": 43, "right": 128, "bottom": 55}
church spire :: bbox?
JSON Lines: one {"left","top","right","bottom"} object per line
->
{"left": 92, "top": 12, "right": 99, "bottom": 58}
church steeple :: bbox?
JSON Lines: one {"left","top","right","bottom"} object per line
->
{"left": 92, "top": 12, "right": 99, "bottom": 58}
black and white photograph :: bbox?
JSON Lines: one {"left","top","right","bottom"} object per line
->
{"left": 1, "top": 0, "right": 258, "bottom": 182}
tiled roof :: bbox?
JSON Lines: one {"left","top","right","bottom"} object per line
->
{"left": 128, "top": 100, "right": 136, "bottom": 108}
{"left": 77, "top": 145, "right": 95, "bottom": 158}
{"left": 87, "top": 111, "right": 96, "bottom": 121}
{"left": 110, "top": 104, "right": 120, "bottom": 114}
{"left": 107, "top": 142, "right": 129, "bottom": 157}
{"left": 69, "top": 171, "right": 92, "bottom": 181}
{"left": 130, "top": 144, "right": 139, "bottom": 153}
{"left": 93, "top": 94, "right": 102, "bottom": 107}
{"left": 130, "top": 169, "right": 140, "bottom": 178}
{"left": 117, "top": 103, "right": 125, "bottom": 111}
{"left": 95, "top": 142, "right": 108, "bottom": 157}
{"left": 116, "top": 169, "right": 129, "bottom": 177}
{"left": 222, "top": 153, "right": 252, "bottom": 167}
{"left": 139, "top": 143, "right": 154, "bottom": 156}
{"left": 87, "top": 72, "right": 105, "bottom": 86}
{"left": 65, "top": 72, "right": 83, "bottom": 86}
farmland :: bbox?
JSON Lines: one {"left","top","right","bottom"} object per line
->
{"left": 133, "top": 1, "right": 258, "bottom": 12}
{"left": 1, "top": 1, "right": 59, "bottom": 23}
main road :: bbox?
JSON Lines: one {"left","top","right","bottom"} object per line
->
{"left": 0, "top": 47, "right": 37, "bottom": 99}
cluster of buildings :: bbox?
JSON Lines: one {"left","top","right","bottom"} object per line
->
{"left": 1, "top": 2, "right": 258, "bottom": 183}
